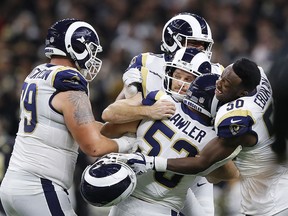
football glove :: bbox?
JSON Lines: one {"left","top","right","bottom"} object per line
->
{"left": 122, "top": 68, "right": 142, "bottom": 87}
{"left": 122, "top": 68, "right": 142, "bottom": 98}
{"left": 98, "top": 152, "right": 167, "bottom": 175}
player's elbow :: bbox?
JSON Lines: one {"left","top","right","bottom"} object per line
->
{"left": 101, "top": 107, "right": 115, "bottom": 122}
{"left": 79, "top": 140, "right": 115, "bottom": 158}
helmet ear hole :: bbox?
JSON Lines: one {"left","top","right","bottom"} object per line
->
{"left": 166, "top": 37, "right": 175, "bottom": 46}
{"left": 73, "top": 43, "right": 85, "bottom": 54}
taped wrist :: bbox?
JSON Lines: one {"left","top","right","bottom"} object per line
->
{"left": 114, "top": 137, "right": 130, "bottom": 153}
{"left": 154, "top": 157, "right": 167, "bottom": 172}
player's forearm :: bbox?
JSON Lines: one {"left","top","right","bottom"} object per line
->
{"left": 101, "top": 121, "right": 138, "bottom": 138}
{"left": 206, "top": 160, "right": 239, "bottom": 183}
{"left": 102, "top": 104, "right": 151, "bottom": 124}
{"left": 165, "top": 147, "right": 241, "bottom": 175}
{"left": 102, "top": 93, "right": 148, "bottom": 123}
{"left": 157, "top": 139, "right": 241, "bottom": 175}
{"left": 165, "top": 138, "right": 225, "bottom": 174}
{"left": 100, "top": 122, "right": 127, "bottom": 138}
{"left": 166, "top": 157, "right": 210, "bottom": 175}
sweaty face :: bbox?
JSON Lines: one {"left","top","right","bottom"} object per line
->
{"left": 170, "top": 69, "right": 197, "bottom": 95}
{"left": 215, "top": 65, "right": 244, "bottom": 103}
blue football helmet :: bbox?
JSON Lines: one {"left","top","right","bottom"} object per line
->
{"left": 161, "top": 12, "right": 213, "bottom": 59}
{"left": 45, "top": 18, "right": 102, "bottom": 81}
{"left": 80, "top": 158, "right": 137, "bottom": 207}
{"left": 183, "top": 73, "right": 220, "bottom": 118}
{"left": 163, "top": 47, "right": 211, "bottom": 101}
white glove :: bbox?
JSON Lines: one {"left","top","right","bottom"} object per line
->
{"left": 122, "top": 68, "right": 142, "bottom": 87}
{"left": 113, "top": 133, "right": 136, "bottom": 153}
{"left": 123, "top": 85, "right": 138, "bottom": 98}
{"left": 122, "top": 68, "right": 142, "bottom": 98}
{"left": 101, "top": 152, "right": 167, "bottom": 175}
{"left": 120, "top": 152, "right": 154, "bottom": 175}
{"left": 95, "top": 153, "right": 121, "bottom": 165}
{"left": 94, "top": 152, "right": 148, "bottom": 175}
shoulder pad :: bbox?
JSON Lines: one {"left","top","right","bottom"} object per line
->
{"left": 126, "top": 52, "right": 164, "bottom": 72}
{"left": 142, "top": 90, "right": 166, "bottom": 106}
{"left": 147, "top": 52, "right": 164, "bottom": 58}
{"left": 211, "top": 63, "right": 224, "bottom": 75}
{"left": 215, "top": 107, "right": 255, "bottom": 138}
{"left": 53, "top": 68, "right": 88, "bottom": 94}
{"left": 127, "top": 53, "right": 144, "bottom": 70}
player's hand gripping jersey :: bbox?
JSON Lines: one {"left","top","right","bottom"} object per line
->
{"left": 8, "top": 63, "right": 88, "bottom": 191}
{"left": 214, "top": 68, "right": 288, "bottom": 216}
{"left": 122, "top": 52, "right": 222, "bottom": 215}
{"left": 131, "top": 91, "right": 217, "bottom": 212}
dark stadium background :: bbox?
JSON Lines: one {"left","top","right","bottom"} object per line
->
{"left": 0, "top": 0, "right": 287, "bottom": 215}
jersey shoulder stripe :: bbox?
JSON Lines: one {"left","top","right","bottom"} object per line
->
{"left": 142, "top": 90, "right": 167, "bottom": 105}
{"left": 126, "top": 52, "right": 165, "bottom": 71}
{"left": 216, "top": 112, "right": 255, "bottom": 138}
{"left": 211, "top": 62, "right": 224, "bottom": 75}
{"left": 52, "top": 67, "right": 88, "bottom": 94}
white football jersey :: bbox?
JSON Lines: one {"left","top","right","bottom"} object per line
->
{"left": 214, "top": 69, "right": 288, "bottom": 215}
{"left": 5, "top": 63, "right": 89, "bottom": 191}
{"left": 132, "top": 93, "right": 217, "bottom": 211}
{"left": 126, "top": 52, "right": 222, "bottom": 215}
{"left": 126, "top": 52, "right": 166, "bottom": 98}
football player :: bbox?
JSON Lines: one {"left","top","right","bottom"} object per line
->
{"left": 103, "top": 12, "right": 223, "bottom": 123}
{"left": 101, "top": 73, "right": 239, "bottom": 216}
{"left": 102, "top": 13, "right": 223, "bottom": 216}
{"left": 0, "top": 18, "right": 134, "bottom": 216}
{"left": 120, "top": 58, "right": 288, "bottom": 216}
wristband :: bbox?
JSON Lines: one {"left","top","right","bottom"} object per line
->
{"left": 114, "top": 137, "right": 131, "bottom": 153}
{"left": 154, "top": 157, "right": 167, "bottom": 172}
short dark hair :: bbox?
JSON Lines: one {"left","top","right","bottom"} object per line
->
{"left": 232, "top": 58, "right": 261, "bottom": 91}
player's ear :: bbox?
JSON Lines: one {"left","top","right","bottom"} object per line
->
{"left": 240, "top": 90, "right": 248, "bottom": 97}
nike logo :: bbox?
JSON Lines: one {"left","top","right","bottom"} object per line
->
{"left": 231, "top": 119, "right": 241, "bottom": 124}
{"left": 197, "top": 182, "right": 206, "bottom": 187}
{"left": 68, "top": 72, "right": 79, "bottom": 76}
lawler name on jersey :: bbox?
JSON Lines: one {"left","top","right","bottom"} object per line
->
{"left": 140, "top": 90, "right": 216, "bottom": 155}
{"left": 133, "top": 96, "right": 216, "bottom": 210}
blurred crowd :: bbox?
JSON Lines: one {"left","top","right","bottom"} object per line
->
{"left": 0, "top": 0, "right": 288, "bottom": 215}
